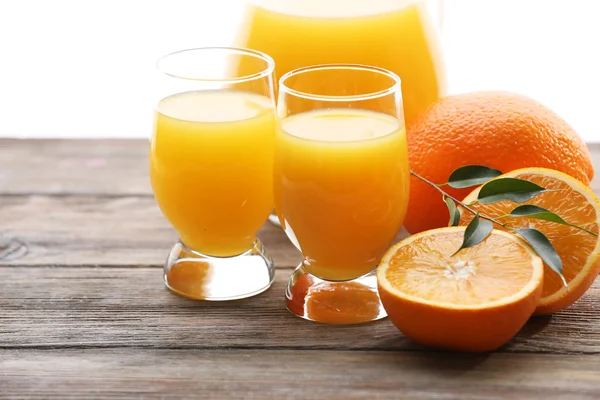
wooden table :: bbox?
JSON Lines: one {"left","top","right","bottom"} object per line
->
{"left": 2, "top": 139, "right": 600, "bottom": 399}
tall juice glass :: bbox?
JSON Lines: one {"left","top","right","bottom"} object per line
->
{"left": 151, "top": 48, "right": 277, "bottom": 300}
{"left": 275, "top": 65, "right": 409, "bottom": 323}
{"left": 234, "top": 0, "right": 445, "bottom": 127}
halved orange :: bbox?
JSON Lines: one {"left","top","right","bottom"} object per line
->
{"left": 377, "top": 227, "right": 543, "bottom": 353}
{"left": 461, "top": 168, "right": 600, "bottom": 315}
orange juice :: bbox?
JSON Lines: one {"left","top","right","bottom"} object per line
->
{"left": 234, "top": 0, "right": 445, "bottom": 126}
{"left": 274, "top": 108, "right": 409, "bottom": 281}
{"left": 150, "top": 89, "right": 275, "bottom": 257}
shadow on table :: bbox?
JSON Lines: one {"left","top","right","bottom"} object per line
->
{"left": 516, "top": 315, "right": 553, "bottom": 339}
{"left": 379, "top": 315, "right": 554, "bottom": 376}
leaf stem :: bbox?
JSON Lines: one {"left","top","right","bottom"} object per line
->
{"left": 410, "top": 170, "right": 506, "bottom": 228}
{"left": 567, "top": 223, "right": 598, "bottom": 237}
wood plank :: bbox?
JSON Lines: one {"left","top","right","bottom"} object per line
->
{"left": 591, "top": 142, "right": 600, "bottom": 192}
{"left": 1, "top": 266, "right": 599, "bottom": 354}
{"left": 0, "top": 195, "right": 301, "bottom": 267}
{"left": 0, "top": 139, "right": 150, "bottom": 196}
{"left": 2, "top": 139, "right": 600, "bottom": 196}
{"left": 1, "top": 349, "right": 599, "bottom": 399}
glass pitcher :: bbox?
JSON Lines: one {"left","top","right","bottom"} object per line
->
{"left": 233, "top": 0, "right": 446, "bottom": 127}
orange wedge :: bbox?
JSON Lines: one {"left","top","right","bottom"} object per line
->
{"left": 461, "top": 168, "right": 600, "bottom": 315}
{"left": 377, "top": 227, "right": 543, "bottom": 353}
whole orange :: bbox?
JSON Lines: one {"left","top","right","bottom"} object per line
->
{"left": 405, "top": 91, "right": 594, "bottom": 234}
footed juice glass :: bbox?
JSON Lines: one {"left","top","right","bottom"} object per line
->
{"left": 151, "top": 47, "right": 276, "bottom": 300}
{"left": 275, "top": 65, "right": 410, "bottom": 323}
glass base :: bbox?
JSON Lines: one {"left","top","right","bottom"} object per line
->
{"left": 267, "top": 211, "right": 281, "bottom": 227}
{"left": 164, "top": 239, "right": 275, "bottom": 301}
{"left": 285, "top": 264, "right": 387, "bottom": 324}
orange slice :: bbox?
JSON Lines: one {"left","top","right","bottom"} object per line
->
{"left": 461, "top": 168, "right": 600, "bottom": 315}
{"left": 377, "top": 227, "right": 543, "bottom": 352}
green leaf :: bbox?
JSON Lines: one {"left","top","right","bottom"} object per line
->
{"left": 445, "top": 197, "right": 461, "bottom": 227}
{"left": 478, "top": 178, "right": 546, "bottom": 204}
{"left": 510, "top": 205, "right": 568, "bottom": 224}
{"left": 516, "top": 228, "right": 567, "bottom": 287}
{"left": 452, "top": 214, "right": 494, "bottom": 256}
{"left": 510, "top": 205, "right": 598, "bottom": 236}
{"left": 447, "top": 165, "right": 503, "bottom": 189}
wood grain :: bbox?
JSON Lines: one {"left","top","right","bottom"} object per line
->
{"left": 0, "top": 139, "right": 150, "bottom": 196}
{"left": 0, "top": 195, "right": 301, "bottom": 267}
{"left": 2, "top": 139, "right": 600, "bottom": 399}
{"left": 1, "top": 266, "right": 599, "bottom": 354}
{"left": 2, "top": 139, "right": 600, "bottom": 196}
{"left": 1, "top": 349, "right": 599, "bottom": 399}
{"left": 591, "top": 142, "right": 600, "bottom": 191}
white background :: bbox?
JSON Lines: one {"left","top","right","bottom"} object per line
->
{"left": 1, "top": 0, "right": 599, "bottom": 140}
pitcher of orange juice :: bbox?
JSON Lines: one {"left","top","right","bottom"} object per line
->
{"left": 233, "top": 0, "right": 446, "bottom": 127}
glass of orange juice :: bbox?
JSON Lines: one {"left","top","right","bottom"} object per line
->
{"left": 151, "top": 47, "right": 277, "bottom": 300}
{"left": 275, "top": 65, "right": 410, "bottom": 324}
